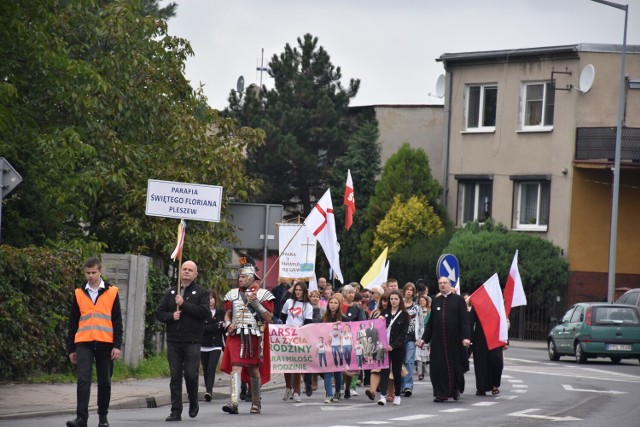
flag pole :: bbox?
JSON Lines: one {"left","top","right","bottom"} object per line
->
{"left": 175, "top": 219, "right": 186, "bottom": 312}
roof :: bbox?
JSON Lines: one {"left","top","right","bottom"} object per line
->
{"left": 438, "top": 43, "right": 640, "bottom": 67}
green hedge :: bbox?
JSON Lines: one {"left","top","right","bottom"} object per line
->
{"left": 0, "top": 246, "right": 82, "bottom": 380}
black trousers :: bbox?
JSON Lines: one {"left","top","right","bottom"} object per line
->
{"left": 167, "top": 341, "right": 201, "bottom": 414}
{"left": 379, "top": 347, "right": 406, "bottom": 397}
{"left": 200, "top": 349, "right": 222, "bottom": 393}
{"left": 75, "top": 344, "right": 114, "bottom": 422}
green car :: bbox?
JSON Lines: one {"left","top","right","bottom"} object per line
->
{"left": 547, "top": 303, "right": 640, "bottom": 364}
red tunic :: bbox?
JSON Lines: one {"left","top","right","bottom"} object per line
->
{"left": 219, "top": 298, "right": 274, "bottom": 385}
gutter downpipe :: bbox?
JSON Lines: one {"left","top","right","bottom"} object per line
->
{"left": 441, "top": 63, "right": 453, "bottom": 214}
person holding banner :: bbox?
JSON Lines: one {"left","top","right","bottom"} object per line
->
{"left": 156, "top": 260, "right": 210, "bottom": 422}
{"left": 377, "top": 290, "right": 409, "bottom": 406}
{"left": 321, "top": 295, "right": 347, "bottom": 403}
{"left": 280, "top": 282, "right": 313, "bottom": 402}
{"left": 220, "top": 264, "right": 275, "bottom": 415}
{"left": 469, "top": 299, "right": 506, "bottom": 396}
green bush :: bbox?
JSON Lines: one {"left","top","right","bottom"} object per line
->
{"left": 444, "top": 220, "right": 569, "bottom": 297}
{"left": 0, "top": 246, "right": 82, "bottom": 380}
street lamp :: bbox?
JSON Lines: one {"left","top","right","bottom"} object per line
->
{"left": 591, "top": 0, "right": 628, "bottom": 303}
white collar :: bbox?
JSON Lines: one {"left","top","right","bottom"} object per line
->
{"left": 85, "top": 279, "right": 105, "bottom": 292}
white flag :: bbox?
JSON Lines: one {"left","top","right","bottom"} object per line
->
{"left": 304, "top": 189, "right": 344, "bottom": 283}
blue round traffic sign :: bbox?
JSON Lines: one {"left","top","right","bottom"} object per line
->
{"left": 436, "top": 254, "right": 459, "bottom": 288}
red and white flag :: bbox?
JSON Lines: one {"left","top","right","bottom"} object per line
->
{"left": 304, "top": 189, "right": 344, "bottom": 283}
{"left": 471, "top": 273, "right": 508, "bottom": 350}
{"left": 343, "top": 169, "right": 356, "bottom": 230}
{"left": 504, "top": 250, "right": 527, "bottom": 317}
{"left": 170, "top": 219, "right": 186, "bottom": 261}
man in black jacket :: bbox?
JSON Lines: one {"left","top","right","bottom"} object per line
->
{"left": 157, "top": 260, "right": 210, "bottom": 422}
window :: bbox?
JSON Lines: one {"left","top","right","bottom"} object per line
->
{"left": 466, "top": 84, "right": 497, "bottom": 130}
{"left": 569, "top": 306, "right": 584, "bottom": 323}
{"left": 521, "top": 81, "right": 554, "bottom": 129}
{"left": 458, "top": 180, "right": 492, "bottom": 224}
{"left": 512, "top": 179, "right": 550, "bottom": 231}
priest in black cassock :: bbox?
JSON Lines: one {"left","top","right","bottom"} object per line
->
{"left": 417, "top": 277, "right": 470, "bottom": 402}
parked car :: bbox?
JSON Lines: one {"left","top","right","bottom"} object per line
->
{"left": 616, "top": 288, "right": 640, "bottom": 309}
{"left": 547, "top": 302, "right": 640, "bottom": 364}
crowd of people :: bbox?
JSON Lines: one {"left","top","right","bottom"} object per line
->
{"left": 65, "top": 256, "right": 506, "bottom": 425}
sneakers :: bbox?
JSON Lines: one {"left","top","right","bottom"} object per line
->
{"left": 393, "top": 396, "right": 401, "bottom": 405}
{"left": 403, "top": 388, "right": 412, "bottom": 397}
{"left": 350, "top": 388, "right": 358, "bottom": 396}
{"left": 377, "top": 395, "right": 386, "bottom": 405}
{"left": 332, "top": 392, "right": 341, "bottom": 402}
{"left": 293, "top": 392, "right": 301, "bottom": 402}
{"left": 324, "top": 395, "right": 333, "bottom": 403}
{"left": 283, "top": 388, "right": 293, "bottom": 401}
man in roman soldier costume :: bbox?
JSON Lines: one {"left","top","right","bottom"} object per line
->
{"left": 220, "top": 260, "right": 274, "bottom": 414}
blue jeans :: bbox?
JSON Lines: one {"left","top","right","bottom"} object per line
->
{"left": 323, "top": 372, "right": 342, "bottom": 397}
{"left": 167, "top": 341, "right": 201, "bottom": 414}
{"left": 342, "top": 345, "right": 352, "bottom": 366}
{"left": 318, "top": 352, "right": 327, "bottom": 367}
{"left": 402, "top": 340, "right": 416, "bottom": 391}
{"left": 331, "top": 346, "right": 343, "bottom": 366}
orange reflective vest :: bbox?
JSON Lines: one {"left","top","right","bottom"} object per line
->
{"left": 74, "top": 286, "right": 118, "bottom": 344}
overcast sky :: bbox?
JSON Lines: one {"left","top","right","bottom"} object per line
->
{"left": 161, "top": 0, "right": 640, "bottom": 110}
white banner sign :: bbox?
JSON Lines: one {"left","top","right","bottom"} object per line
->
{"left": 146, "top": 179, "right": 223, "bottom": 222}
{"left": 278, "top": 223, "right": 316, "bottom": 281}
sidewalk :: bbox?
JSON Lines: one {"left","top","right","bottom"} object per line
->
{"left": 0, "top": 374, "right": 286, "bottom": 421}
{"left": 0, "top": 340, "right": 545, "bottom": 420}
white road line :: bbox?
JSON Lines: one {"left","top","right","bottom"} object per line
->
{"left": 504, "top": 366, "right": 640, "bottom": 384}
{"left": 507, "top": 379, "right": 523, "bottom": 383}
{"left": 472, "top": 401, "right": 499, "bottom": 406}
{"left": 497, "top": 395, "right": 519, "bottom": 400}
{"left": 508, "top": 408, "right": 582, "bottom": 422}
{"left": 512, "top": 384, "right": 528, "bottom": 388}
{"left": 358, "top": 422, "right": 390, "bottom": 425}
{"left": 389, "top": 415, "right": 436, "bottom": 421}
{"left": 439, "top": 408, "right": 470, "bottom": 413}
{"left": 513, "top": 389, "right": 528, "bottom": 393}
{"left": 562, "top": 384, "right": 627, "bottom": 394}
{"left": 502, "top": 374, "right": 513, "bottom": 378}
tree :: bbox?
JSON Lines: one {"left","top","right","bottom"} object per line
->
{"left": 372, "top": 195, "right": 444, "bottom": 256}
{"left": 226, "top": 34, "right": 361, "bottom": 217}
{"left": 357, "top": 143, "right": 442, "bottom": 268}
{"left": 331, "top": 120, "right": 380, "bottom": 281}
{"left": 0, "top": 0, "right": 263, "bottom": 286}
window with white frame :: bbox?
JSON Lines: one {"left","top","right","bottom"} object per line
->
{"left": 521, "top": 82, "right": 554, "bottom": 129}
{"left": 466, "top": 84, "right": 497, "bottom": 130}
{"left": 513, "top": 180, "right": 550, "bottom": 231}
{"left": 457, "top": 179, "right": 492, "bottom": 224}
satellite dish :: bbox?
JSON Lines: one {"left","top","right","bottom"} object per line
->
{"left": 435, "top": 74, "right": 446, "bottom": 98}
{"left": 236, "top": 75, "right": 245, "bottom": 93}
{"left": 578, "top": 64, "right": 595, "bottom": 93}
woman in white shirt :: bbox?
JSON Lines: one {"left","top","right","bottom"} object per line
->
{"left": 280, "top": 282, "right": 313, "bottom": 402}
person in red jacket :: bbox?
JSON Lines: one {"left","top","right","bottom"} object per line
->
{"left": 66, "top": 257, "right": 123, "bottom": 427}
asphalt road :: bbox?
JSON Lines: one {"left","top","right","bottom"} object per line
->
{"left": 4, "top": 347, "right": 639, "bottom": 427}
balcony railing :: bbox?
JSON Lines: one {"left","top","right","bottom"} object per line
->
{"left": 575, "top": 127, "right": 640, "bottom": 162}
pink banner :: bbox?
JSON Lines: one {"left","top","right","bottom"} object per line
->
{"left": 269, "top": 318, "right": 389, "bottom": 373}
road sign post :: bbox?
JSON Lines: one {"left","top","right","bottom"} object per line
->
{"left": 0, "top": 158, "right": 23, "bottom": 242}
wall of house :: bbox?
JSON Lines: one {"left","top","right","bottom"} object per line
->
{"left": 444, "top": 56, "right": 579, "bottom": 254}
{"left": 567, "top": 167, "right": 640, "bottom": 304}
{"left": 374, "top": 105, "right": 445, "bottom": 185}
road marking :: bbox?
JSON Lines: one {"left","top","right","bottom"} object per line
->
{"left": 389, "top": 415, "right": 436, "bottom": 421}
{"left": 562, "top": 384, "right": 626, "bottom": 395}
{"left": 358, "top": 422, "right": 390, "bottom": 425}
{"left": 505, "top": 366, "right": 640, "bottom": 384}
{"left": 512, "top": 384, "right": 528, "bottom": 388}
{"left": 497, "top": 395, "right": 518, "bottom": 400}
{"left": 439, "top": 408, "right": 470, "bottom": 413}
{"left": 508, "top": 408, "right": 582, "bottom": 422}
{"left": 513, "top": 389, "right": 528, "bottom": 393}
{"left": 507, "top": 379, "right": 523, "bottom": 383}
{"left": 502, "top": 374, "right": 513, "bottom": 378}
{"left": 472, "top": 401, "right": 498, "bottom": 406}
